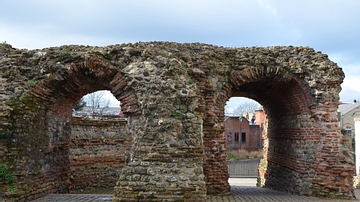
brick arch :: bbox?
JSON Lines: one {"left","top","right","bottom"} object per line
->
{"left": 230, "top": 66, "right": 314, "bottom": 117}
{"left": 204, "top": 63, "right": 354, "bottom": 197}
{"left": 203, "top": 66, "right": 316, "bottom": 194}
{"left": 26, "top": 55, "right": 141, "bottom": 194}
{"left": 30, "top": 56, "right": 140, "bottom": 117}
{"left": 230, "top": 66, "right": 316, "bottom": 191}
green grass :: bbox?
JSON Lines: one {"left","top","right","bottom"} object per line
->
{"left": 5, "top": 95, "right": 21, "bottom": 105}
{"left": 0, "top": 41, "right": 8, "bottom": 46}
{"left": 27, "top": 79, "right": 36, "bottom": 87}
{"left": 101, "top": 50, "right": 107, "bottom": 56}
{"left": 226, "top": 150, "right": 263, "bottom": 161}
{"left": 173, "top": 111, "right": 184, "bottom": 119}
{"left": 7, "top": 184, "right": 17, "bottom": 193}
{"left": 0, "top": 163, "right": 14, "bottom": 184}
{"left": 31, "top": 56, "right": 40, "bottom": 63}
{"left": 20, "top": 92, "right": 28, "bottom": 102}
{"left": 59, "top": 49, "right": 70, "bottom": 58}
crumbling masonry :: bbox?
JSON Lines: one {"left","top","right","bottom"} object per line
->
{"left": 0, "top": 42, "right": 355, "bottom": 201}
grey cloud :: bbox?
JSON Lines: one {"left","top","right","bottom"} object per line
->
{"left": 1, "top": 0, "right": 359, "bottom": 102}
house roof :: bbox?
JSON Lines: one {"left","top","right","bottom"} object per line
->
{"left": 338, "top": 102, "right": 360, "bottom": 115}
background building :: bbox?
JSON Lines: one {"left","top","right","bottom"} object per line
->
{"left": 338, "top": 100, "right": 360, "bottom": 151}
{"left": 225, "top": 109, "right": 266, "bottom": 151}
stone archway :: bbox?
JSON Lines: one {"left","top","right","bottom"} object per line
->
{"left": 0, "top": 42, "right": 355, "bottom": 201}
{"left": 185, "top": 46, "right": 354, "bottom": 199}
{"left": 223, "top": 66, "right": 328, "bottom": 194}
{"left": 202, "top": 48, "right": 354, "bottom": 199}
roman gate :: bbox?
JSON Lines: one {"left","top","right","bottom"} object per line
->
{"left": 0, "top": 42, "right": 355, "bottom": 201}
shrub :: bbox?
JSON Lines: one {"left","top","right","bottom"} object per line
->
{"left": 226, "top": 151, "right": 241, "bottom": 161}
{"left": 227, "top": 149, "right": 263, "bottom": 161}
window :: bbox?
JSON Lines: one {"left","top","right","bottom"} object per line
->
{"left": 227, "top": 132, "right": 232, "bottom": 143}
{"left": 241, "top": 132, "right": 246, "bottom": 143}
{"left": 345, "top": 126, "right": 352, "bottom": 135}
{"left": 234, "top": 132, "right": 239, "bottom": 142}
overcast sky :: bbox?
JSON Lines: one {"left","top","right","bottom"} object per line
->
{"left": 1, "top": 0, "right": 359, "bottom": 109}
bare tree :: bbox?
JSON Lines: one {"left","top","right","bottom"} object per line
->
{"left": 234, "top": 102, "right": 260, "bottom": 116}
{"left": 84, "top": 91, "right": 110, "bottom": 118}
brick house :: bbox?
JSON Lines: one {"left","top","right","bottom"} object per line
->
{"left": 225, "top": 108, "right": 266, "bottom": 150}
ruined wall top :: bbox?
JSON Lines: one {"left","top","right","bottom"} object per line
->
{"left": 0, "top": 42, "right": 344, "bottom": 116}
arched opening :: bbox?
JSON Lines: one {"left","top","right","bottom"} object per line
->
{"left": 204, "top": 66, "right": 316, "bottom": 195}
{"left": 28, "top": 56, "right": 138, "bottom": 194}
{"left": 232, "top": 67, "right": 315, "bottom": 193}
{"left": 69, "top": 90, "right": 128, "bottom": 192}
{"left": 225, "top": 97, "right": 263, "bottom": 186}
{"left": 73, "top": 90, "right": 122, "bottom": 117}
{"left": 225, "top": 97, "right": 264, "bottom": 188}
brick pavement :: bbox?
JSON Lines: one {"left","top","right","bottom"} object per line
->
{"left": 31, "top": 186, "right": 360, "bottom": 202}
{"left": 208, "top": 186, "right": 360, "bottom": 202}
{"left": 31, "top": 194, "right": 112, "bottom": 202}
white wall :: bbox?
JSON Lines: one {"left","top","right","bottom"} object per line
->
{"left": 355, "top": 116, "right": 360, "bottom": 175}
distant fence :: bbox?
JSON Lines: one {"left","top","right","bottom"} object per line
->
{"left": 227, "top": 159, "right": 260, "bottom": 177}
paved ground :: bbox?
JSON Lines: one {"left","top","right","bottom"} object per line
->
{"left": 31, "top": 178, "right": 360, "bottom": 202}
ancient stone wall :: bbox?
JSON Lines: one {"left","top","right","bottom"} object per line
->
{"left": 0, "top": 42, "right": 355, "bottom": 201}
{"left": 69, "top": 116, "right": 129, "bottom": 192}
{"left": 0, "top": 45, "right": 71, "bottom": 200}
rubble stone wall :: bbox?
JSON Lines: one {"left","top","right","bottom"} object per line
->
{"left": 0, "top": 42, "right": 355, "bottom": 201}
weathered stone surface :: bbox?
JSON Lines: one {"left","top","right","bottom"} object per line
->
{"left": 0, "top": 42, "right": 354, "bottom": 201}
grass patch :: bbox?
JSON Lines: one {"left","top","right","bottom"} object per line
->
{"left": 7, "top": 184, "right": 17, "bottom": 193}
{"left": 5, "top": 92, "right": 30, "bottom": 106}
{"left": 0, "top": 41, "right": 8, "bottom": 46}
{"left": 0, "top": 163, "right": 14, "bottom": 183}
{"left": 227, "top": 149, "right": 263, "bottom": 161}
{"left": 27, "top": 79, "right": 37, "bottom": 87}
{"left": 31, "top": 56, "right": 40, "bottom": 63}
{"left": 20, "top": 92, "right": 28, "bottom": 102}
{"left": 173, "top": 111, "right": 184, "bottom": 119}
{"left": 59, "top": 49, "right": 70, "bottom": 58}
{"left": 5, "top": 96, "right": 21, "bottom": 105}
